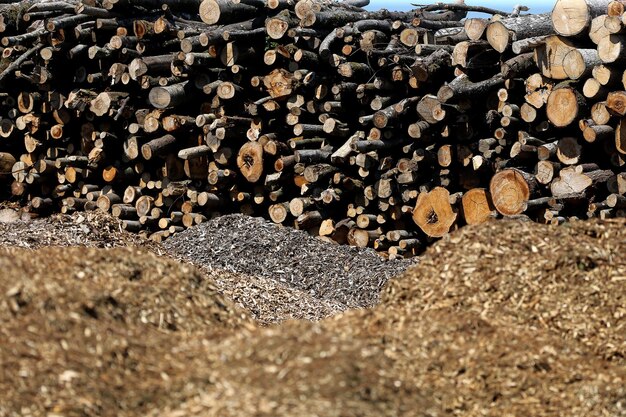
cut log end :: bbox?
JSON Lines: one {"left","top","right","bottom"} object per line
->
{"left": 485, "top": 21, "right": 510, "bottom": 53}
{"left": 551, "top": 0, "right": 591, "bottom": 37}
{"left": 546, "top": 88, "right": 580, "bottom": 127}
{"left": 562, "top": 49, "right": 588, "bottom": 80}
{"left": 269, "top": 203, "right": 289, "bottom": 224}
{"left": 412, "top": 187, "right": 457, "bottom": 238}
{"left": 149, "top": 87, "right": 174, "bottom": 109}
{"left": 598, "top": 34, "right": 625, "bottom": 64}
{"left": 489, "top": 169, "right": 533, "bottom": 216}
{"left": 199, "top": 0, "right": 220, "bottom": 25}
{"left": 236, "top": 141, "right": 264, "bottom": 183}
{"left": 461, "top": 188, "right": 495, "bottom": 225}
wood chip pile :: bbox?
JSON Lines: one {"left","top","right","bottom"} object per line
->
{"left": 0, "top": 209, "right": 157, "bottom": 247}
{"left": 3, "top": 0, "right": 626, "bottom": 256}
{"left": 0, "top": 245, "right": 252, "bottom": 415}
{"left": 384, "top": 218, "right": 626, "bottom": 362}
{"left": 164, "top": 214, "right": 414, "bottom": 310}
{"left": 2, "top": 219, "right": 624, "bottom": 416}
{"left": 0, "top": 210, "right": 359, "bottom": 323}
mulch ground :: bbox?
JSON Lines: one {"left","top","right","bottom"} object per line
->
{"left": 0, "top": 212, "right": 624, "bottom": 416}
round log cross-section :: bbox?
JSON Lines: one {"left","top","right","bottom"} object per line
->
{"left": 552, "top": 0, "right": 605, "bottom": 37}
{"left": 199, "top": 0, "right": 258, "bottom": 25}
{"left": 412, "top": 187, "right": 457, "bottom": 238}
{"left": 489, "top": 169, "right": 535, "bottom": 216}
{"left": 237, "top": 141, "right": 264, "bottom": 183}
{"left": 149, "top": 82, "right": 190, "bottom": 109}
{"left": 546, "top": 87, "right": 584, "bottom": 127}
{"left": 461, "top": 188, "right": 495, "bottom": 225}
{"left": 563, "top": 49, "right": 600, "bottom": 79}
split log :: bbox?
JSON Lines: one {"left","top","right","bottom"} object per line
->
{"left": 551, "top": 167, "right": 594, "bottom": 197}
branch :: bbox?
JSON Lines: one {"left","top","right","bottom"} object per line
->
{"left": 411, "top": 2, "right": 515, "bottom": 16}
{"left": 511, "top": 4, "right": 530, "bottom": 17}
{"left": 0, "top": 43, "right": 44, "bottom": 84}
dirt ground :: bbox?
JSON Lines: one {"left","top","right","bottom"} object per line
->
{"left": 0, "top": 213, "right": 624, "bottom": 416}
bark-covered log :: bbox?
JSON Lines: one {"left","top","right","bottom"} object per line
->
{"left": 486, "top": 13, "right": 553, "bottom": 53}
{"left": 149, "top": 81, "right": 196, "bottom": 109}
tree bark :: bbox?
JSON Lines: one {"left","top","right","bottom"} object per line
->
{"left": 486, "top": 13, "right": 552, "bottom": 53}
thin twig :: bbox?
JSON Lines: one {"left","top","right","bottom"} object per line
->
{"left": 411, "top": 2, "right": 514, "bottom": 16}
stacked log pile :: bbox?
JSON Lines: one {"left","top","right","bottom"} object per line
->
{"left": 1, "top": 0, "right": 626, "bottom": 257}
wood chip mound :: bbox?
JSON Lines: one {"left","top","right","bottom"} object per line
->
{"left": 207, "top": 272, "right": 346, "bottom": 324}
{"left": 0, "top": 211, "right": 357, "bottom": 323}
{"left": 151, "top": 220, "right": 626, "bottom": 417}
{"left": 0, "top": 211, "right": 156, "bottom": 249}
{"left": 153, "top": 308, "right": 626, "bottom": 417}
{"left": 1, "top": 219, "right": 626, "bottom": 416}
{"left": 383, "top": 219, "right": 626, "bottom": 363}
{"left": 163, "top": 214, "right": 415, "bottom": 314}
{"left": 0, "top": 246, "right": 251, "bottom": 416}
